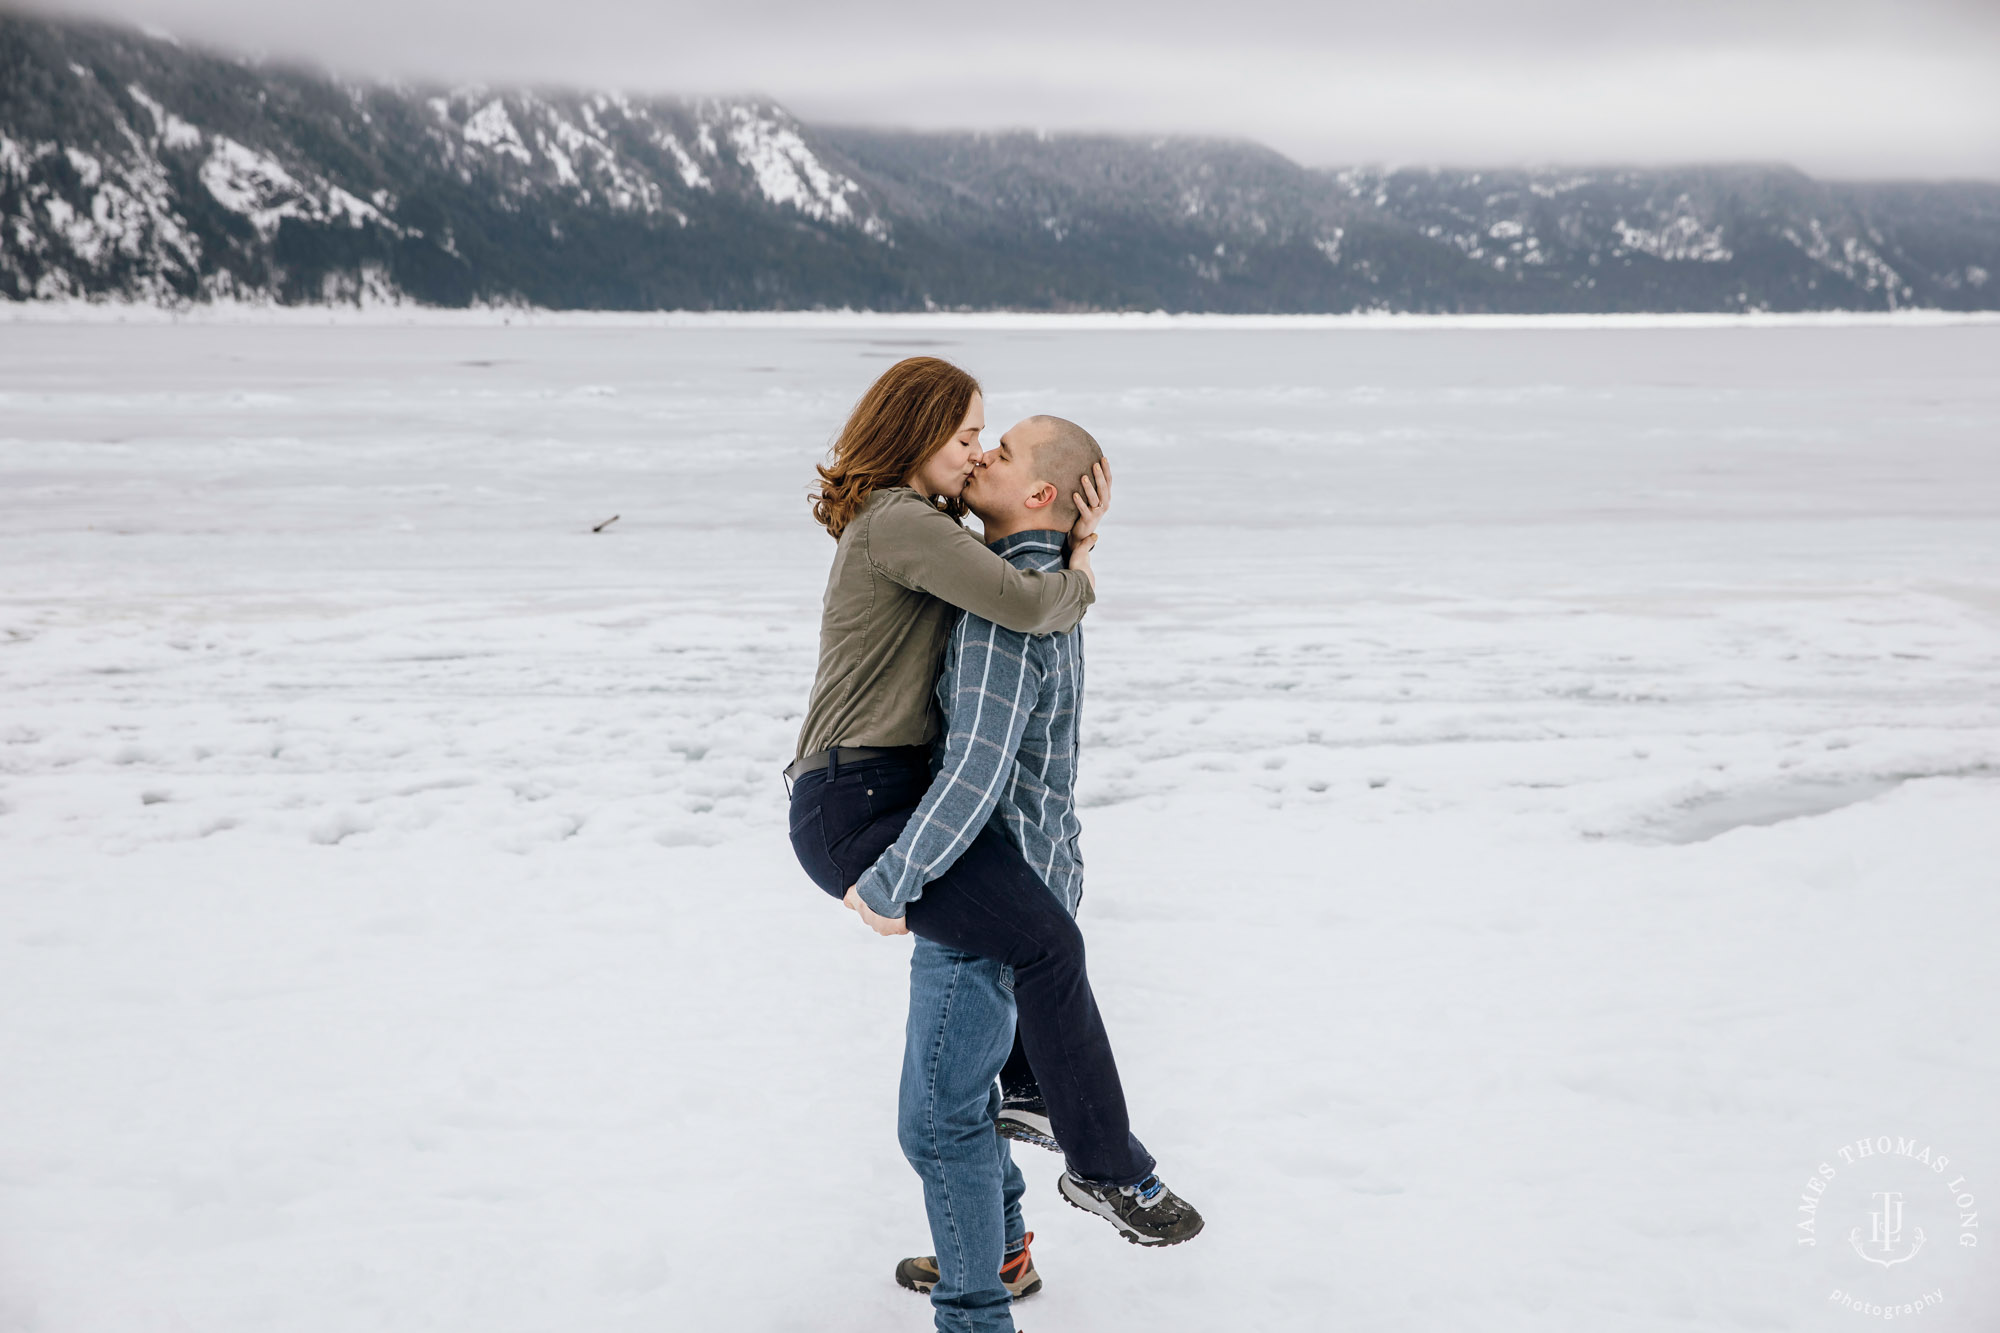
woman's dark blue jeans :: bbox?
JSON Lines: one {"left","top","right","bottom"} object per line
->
{"left": 789, "top": 750, "right": 1154, "bottom": 1187}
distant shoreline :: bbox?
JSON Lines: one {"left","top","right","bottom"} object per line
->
{"left": 5, "top": 303, "right": 1998, "bottom": 331}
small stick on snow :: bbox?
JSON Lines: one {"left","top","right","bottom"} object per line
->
{"left": 592, "top": 515, "right": 620, "bottom": 533}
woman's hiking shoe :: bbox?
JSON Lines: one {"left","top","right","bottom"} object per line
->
{"left": 996, "top": 1093, "right": 1059, "bottom": 1152}
{"left": 894, "top": 1233, "right": 1043, "bottom": 1300}
{"left": 1057, "top": 1171, "right": 1205, "bottom": 1247}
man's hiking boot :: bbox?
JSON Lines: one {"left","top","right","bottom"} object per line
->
{"left": 996, "top": 1092, "right": 1059, "bottom": 1152}
{"left": 894, "top": 1232, "right": 1042, "bottom": 1300}
{"left": 998, "top": 1238, "right": 1040, "bottom": 1297}
{"left": 1057, "top": 1171, "right": 1205, "bottom": 1247}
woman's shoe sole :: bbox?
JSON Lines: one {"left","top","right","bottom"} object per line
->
{"left": 997, "top": 1115, "right": 1061, "bottom": 1152}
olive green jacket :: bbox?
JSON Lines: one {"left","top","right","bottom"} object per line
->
{"left": 793, "top": 487, "right": 1094, "bottom": 761}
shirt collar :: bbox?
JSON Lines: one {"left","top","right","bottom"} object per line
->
{"left": 986, "top": 529, "right": 1067, "bottom": 569}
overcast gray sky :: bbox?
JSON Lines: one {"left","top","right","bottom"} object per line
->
{"left": 29, "top": 0, "right": 2000, "bottom": 178}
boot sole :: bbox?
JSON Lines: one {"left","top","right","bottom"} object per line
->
{"left": 997, "top": 1116, "right": 1061, "bottom": 1152}
{"left": 1056, "top": 1175, "right": 1204, "bottom": 1248}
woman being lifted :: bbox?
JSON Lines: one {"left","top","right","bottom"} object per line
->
{"left": 785, "top": 356, "right": 1201, "bottom": 1259}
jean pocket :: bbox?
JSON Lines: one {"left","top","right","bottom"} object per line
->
{"left": 788, "top": 806, "right": 842, "bottom": 900}
{"left": 865, "top": 772, "right": 922, "bottom": 819}
{"left": 823, "top": 765, "right": 917, "bottom": 838}
{"left": 788, "top": 790, "right": 821, "bottom": 837}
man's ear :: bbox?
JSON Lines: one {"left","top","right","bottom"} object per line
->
{"left": 1023, "top": 481, "right": 1058, "bottom": 511}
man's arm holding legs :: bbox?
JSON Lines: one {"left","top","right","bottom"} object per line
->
{"left": 849, "top": 615, "right": 1042, "bottom": 920}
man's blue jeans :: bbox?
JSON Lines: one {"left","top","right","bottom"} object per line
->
{"left": 899, "top": 938, "right": 1029, "bottom": 1333}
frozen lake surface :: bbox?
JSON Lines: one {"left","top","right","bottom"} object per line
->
{"left": 2, "top": 317, "right": 1997, "bottom": 1331}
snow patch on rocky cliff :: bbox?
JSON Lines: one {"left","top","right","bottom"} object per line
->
{"left": 125, "top": 85, "right": 203, "bottom": 150}
{"left": 463, "top": 100, "right": 532, "bottom": 164}
{"left": 543, "top": 111, "right": 662, "bottom": 213}
{"left": 1613, "top": 202, "right": 1732, "bottom": 263}
{"left": 717, "top": 103, "right": 884, "bottom": 239}
{"left": 199, "top": 138, "right": 318, "bottom": 238}
{"left": 654, "top": 130, "right": 711, "bottom": 191}
{"left": 2, "top": 129, "right": 203, "bottom": 302}
{"left": 1783, "top": 219, "right": 1911, "bottom": 306}
{"left": 724, "top": 104, "right": 853, "bottom": 222}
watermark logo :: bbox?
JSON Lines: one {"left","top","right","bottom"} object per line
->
{"left": 1797, "top": 1135, "right": 1982, "bottom": 1323}
{"left": 1854, "top": 1190, "right": 1922, "bottom": 1268}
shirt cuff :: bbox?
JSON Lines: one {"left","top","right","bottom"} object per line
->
{"left": 852, "top": 868, "right": 908, "bottom": 919}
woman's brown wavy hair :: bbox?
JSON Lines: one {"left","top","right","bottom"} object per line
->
{"left": 812, "top": 356, "right": 981, "bottom": 539}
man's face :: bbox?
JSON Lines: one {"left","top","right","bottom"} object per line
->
{"left": 964, "top": 421, "right": 1054, "bottom": 523}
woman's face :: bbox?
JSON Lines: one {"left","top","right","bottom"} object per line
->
{"left": 907, "top": 393, "right": 985, "bottom": 499}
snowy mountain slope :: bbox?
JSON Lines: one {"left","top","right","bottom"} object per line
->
{"left": 1, "top": 16, "right": 895, "bottom": 307}
{"left": 1317, "top": 164, "right": 1999, "bottom": 312}
{"left": 3, "top": 13, "right": 1996, "bottom": 311}
{"left": 822, "top": 128, "right": 1998, "bottom": 312}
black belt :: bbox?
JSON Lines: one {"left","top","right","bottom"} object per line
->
{"left": 783, "top": 745, "right": 926, "bottom": 783}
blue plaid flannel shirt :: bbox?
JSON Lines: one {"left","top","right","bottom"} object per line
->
{"left": 851, "top": 529, "right": 1085, "bottom": 919}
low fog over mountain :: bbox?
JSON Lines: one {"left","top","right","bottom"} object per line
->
{"left": 4, "top": 14, "right": 1996, "bottom": 311}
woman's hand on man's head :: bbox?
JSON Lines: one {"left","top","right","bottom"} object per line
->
{"left": 1068, "top": 459, "right": 1112, "bottom": 545}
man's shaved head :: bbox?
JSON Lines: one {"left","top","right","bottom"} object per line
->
{"left": 1021, "top": 416, "right": 1105, "bottom": 528}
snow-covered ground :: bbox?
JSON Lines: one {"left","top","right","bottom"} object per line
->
{"left": 2, "top": 317, "right": 1996, "bottom": 1332}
